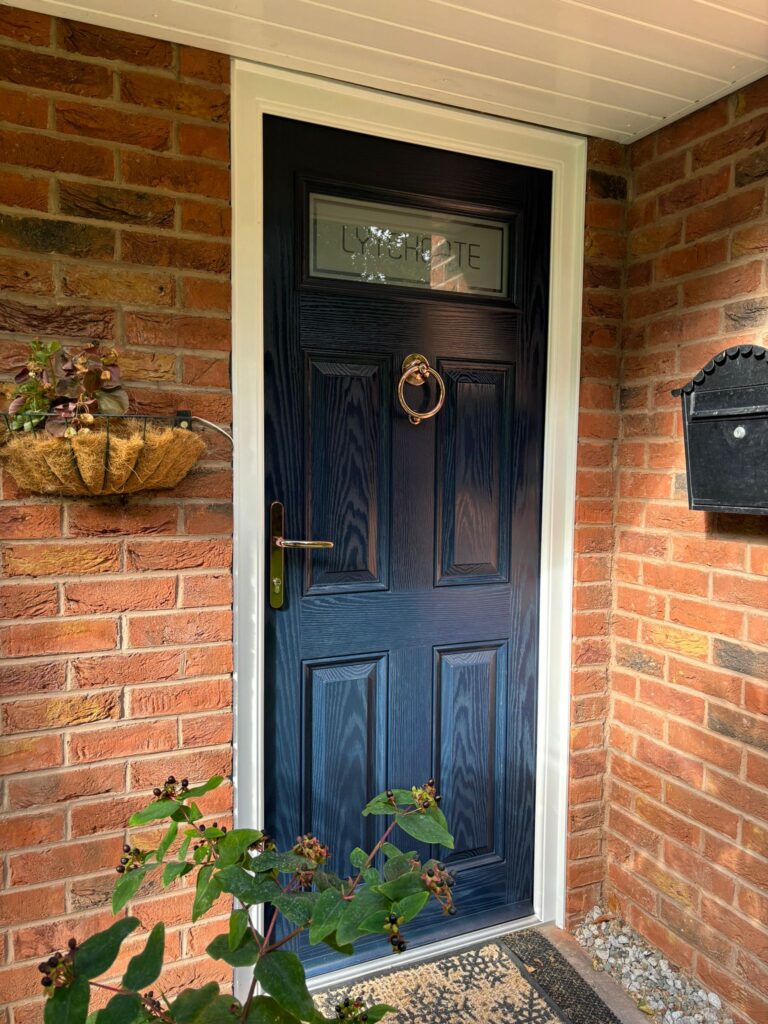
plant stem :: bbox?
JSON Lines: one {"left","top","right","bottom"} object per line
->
{"left": 91, "top": 981, "right": 174, "bottom": 1023}
{"left": 262, "top": 927, "right": 303, "bottom": 954}
{"left": 242, "top": 911, "right": 266, "bottom": 1020}
{"left": 90, "top": 982, "right": 127, "bottom": 994}
{"left": 241, "top": 973, "right": 259, "bottom": 1022}
{"left": 241, "top": 866, "right": 313, "bottom": 1018}
{"left": 258, "top": 905, "right": 280, "bottom": 954}
{"left": 243, "top": 896, "right": 289, "bottom": 1022}
{"left": 346, "top": 815, "right": 404, "bottom": 896}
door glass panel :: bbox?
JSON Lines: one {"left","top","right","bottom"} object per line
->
{"left": 309, "top": 193, "right": 509, "bottom": 296}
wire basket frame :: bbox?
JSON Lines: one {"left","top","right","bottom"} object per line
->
{"left": 0, "top": 412, "right": 208, "bottom": 497}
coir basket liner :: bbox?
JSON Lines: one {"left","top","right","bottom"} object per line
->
{"left": 0, "top": 420, "right": 205, "bottom": 497}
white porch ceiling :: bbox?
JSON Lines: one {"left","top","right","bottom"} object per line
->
{"left": 11, "top": 0, "right": 768, "bottom": 142}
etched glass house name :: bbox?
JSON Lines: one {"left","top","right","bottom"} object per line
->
{"left": 309, "top": 194, "right": 509, "bottom": 296}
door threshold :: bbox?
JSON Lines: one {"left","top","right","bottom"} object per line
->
{"left": 307, "top": 913, "right": 546, "bottom": 993}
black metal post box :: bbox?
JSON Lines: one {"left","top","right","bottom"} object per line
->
{"left": 673, "top": 344, "right": 768, "bottom": 516}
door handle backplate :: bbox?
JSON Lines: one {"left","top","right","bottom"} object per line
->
{"left": 269, "top": 501, "right": 333, "bottom": 609}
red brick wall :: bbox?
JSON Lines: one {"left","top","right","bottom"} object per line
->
{"left": 566, "top": 139, "right": 627, "bottom": 923}
{"left": 603, "top": 83, "right": 768, "bottom": 1024}
{"left": 0, "top": 7, "right": 233, "bottom": 1019}
{"left": 1, "top": 4, "right": 767, "bottom": 1021}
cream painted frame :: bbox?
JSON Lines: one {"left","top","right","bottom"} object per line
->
{"left": 232, "top": 59, "right": 586, "bottom": 989}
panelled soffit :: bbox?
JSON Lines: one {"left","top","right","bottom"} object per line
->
{"left": 9, "top": 0, "right": 768, "bottom": 142}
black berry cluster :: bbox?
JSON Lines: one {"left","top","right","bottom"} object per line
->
{"left": 411, "top": 778, "right": 441, "bottom": 813}
{"left": 193, "top": 821, "right": 227, "bottom": 853}
{"left": 142, "top": 990, "right": 164, "bottom": 1017}
{"left": 38, "top": 939, "right": 77, "bottom": 989}
{"left": 152, "top": 776, "right": 189, "bottom": 800}
{"left": 421, "top": 862, "right": 456, "bottom": 914}
{"left": 384, "top": 912, "right": 407, "bottom": 953}
{"left": 116, "top": 844, "right": 144, "bottom": 874}
{"left": 334, "top": 996, "right": 370, "bottom": 1021}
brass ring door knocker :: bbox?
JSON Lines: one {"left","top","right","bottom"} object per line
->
{"left": 397, "top": 353, "right": 446, "bottom": 425}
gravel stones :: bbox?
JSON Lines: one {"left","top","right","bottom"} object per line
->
{"left": 575, "top": 906, "right": 733, "bottom": 1024}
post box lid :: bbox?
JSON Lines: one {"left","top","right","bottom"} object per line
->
{"left": 672, "top": 344, "right": 768, "bottom": 397}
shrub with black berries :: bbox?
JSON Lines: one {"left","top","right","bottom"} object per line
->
{"left": 37, "top": 775, "right": 455, "bottom": 1024}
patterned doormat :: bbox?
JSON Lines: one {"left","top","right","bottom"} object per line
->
{"left": 316, "top": 929, "right": 622, "bottom": 1023}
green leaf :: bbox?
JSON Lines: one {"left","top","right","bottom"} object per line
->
{"left": 157, "top": 821, "right": 178, "bottom": 862}
{"left": 228, "top": 908, "right": 250, "bottom": 950}
{"left": 249, "top": 851, "right": 313, "bottom": 874}
{"left": 391, "top": 788, "right": 418, "bottom": 804}
{"left": 308, "top": 888, "right": 345, "bottom": 945}
{"left": 76, "top": 917, "right": 140, "bottom": 979}
{"left": 122, "top": 922, "right": 164, "bottom": 991}
{"left": 362, "top": 789, "right": 418, "bottom": 815}
{"left": 163, "top": 861, "right": 193, "bottom": 886}
{"left": 383, "top": 853, "right": 416, "bottom": 882}
{"left": 319, "top": 932, "right": 353, "bottom": 957}
{"left": 198, "top": 998, "right": 245, "bottom": 1024}
{"left": 91, "top": 994, "right": 143, "bottom": 1024}
{"left": 271, "top": 891, "right": 318, "bottom": 927}
{"left": 313, "top": 870, "right": 343, "bottom": 892}
{"left": 336, "top": 890, "right": 389, "bottom": 947}
{"left": 357, "top": 911, "right": 389, "bottom": 935}
{"left": 245, "top": 997, "right": 302, "bottom": 1024}
{"left": 44, "top": 976, "right": 91, "bottom": 1024}
{"left": 206, "top": 931, "right": 260, "bottom": 967}
{"left": 178, "top": 834, "right": 192, "bottom": 861}
{"left": 394, "top": 890, "right": 429, "bottom": 922}
{"left": 376, "top": 872, "right": 424, "bottom": 902}
{"left": 192, "top": 864, "right": 221, "bottom": 922}
{"left": 128, "top": 799, "right": 181, "bottom": 826}
{"left": 170, "top": 984, "right": 221, "bottom": 1022}
{"left": 395, "top": 810, "right": 454, "bottom": 849}
{"left": 430, "top": 805, "right": 451, "bottom": 831}
{"left": 361, "top": 797, "right": 395, "bottom": 817}
{"left": 255, "top": 951, "right": 322, "bottom": 1024}
{"left": 215, "top": 866, "right": 280, "bottom": 905}
{"left": 216, "top": 829, "right": 264, "bottom": 868}
{"left": 199, "top": 827, "right": 226, "bottom": 840}
{"left": 182, "top": 776, "right": 225, "bottom": 799}
{"left": 363, "top": 1006, "right": 397, "bottom": 1023}
{"left": 362, "top": 868, "right": 380, "bottom": 886}
{"left": 112, "top": 868, "right": 153, "bottom": 914}
{"left": 349, "top": 847, "right": 367, "bottom": 869}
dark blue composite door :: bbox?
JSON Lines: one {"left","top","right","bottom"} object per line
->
{"left": 263, "top": 116, "right": 551, "bottom": 974}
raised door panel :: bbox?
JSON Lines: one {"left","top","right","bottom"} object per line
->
{"left": 305, "top": 353, "right": 390, "bottom": 594}
{"left": 436, "top": 362, "right": 513, "bottom": 585}
{"left": 434, "top": 642, "right": 507, "bottom": 869}
{"left": 303, "top": 654, "right": 388, "bottom": 876}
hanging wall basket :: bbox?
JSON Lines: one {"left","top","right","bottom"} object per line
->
{"left": 0, "top": 416, "right": 206, "bottom": 497}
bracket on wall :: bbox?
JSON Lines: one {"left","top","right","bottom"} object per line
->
{"left": 175, "top": 410, "right": 234, "bottom": 446}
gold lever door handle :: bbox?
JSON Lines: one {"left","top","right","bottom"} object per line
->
{"left": 276, "top": 538, "right": 334, "bottom": 549}
{"left": 397, "top": 353, "right": 446, "bottom": 425}
{"left": 269, "top": 501, "right": 333, "bottom": 609}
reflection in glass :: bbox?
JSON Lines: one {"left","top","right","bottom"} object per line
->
{"left": 309, "top": 194, "right": 509, "bottom": 297}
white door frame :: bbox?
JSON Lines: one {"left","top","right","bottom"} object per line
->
{"left": 232, "top": 60, "right": 585, "bottom": 986}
